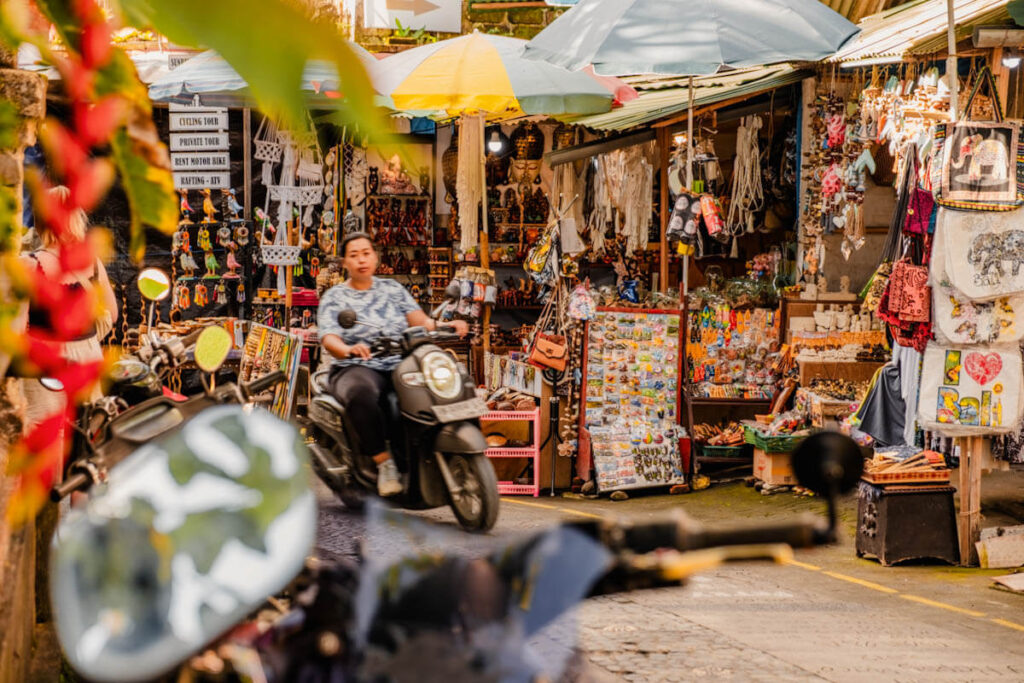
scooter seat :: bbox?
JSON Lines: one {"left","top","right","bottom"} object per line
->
{"left": 312, "top": 367, "right": 331, "bottom": 394}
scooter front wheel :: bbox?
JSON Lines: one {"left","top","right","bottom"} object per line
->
{"left": 444, "top": 454, "right": 499, "bottom": 533}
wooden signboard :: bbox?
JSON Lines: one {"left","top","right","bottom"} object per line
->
{"left": 170, "top": 132, "right": 230, "bottom": 151}
{"left": 171, "top": 152, "right": 231, "bottom": 172}
{"left": 169, "top": 111, "right": 228, "bottom": 131}
{"left": 174, "top": 171, "right": 230, "bottom": 190}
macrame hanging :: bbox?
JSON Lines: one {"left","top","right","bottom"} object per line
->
{"left": 253, "top": 116, "right": 282, "bottom": 187}
{"left": 456, "top": 113, "right": 484, "bottom": 252}
{"left": 726, "top": 115, "right": 764, "bottom": 236}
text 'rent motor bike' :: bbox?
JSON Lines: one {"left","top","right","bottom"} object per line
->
{"left": 49, "top": 426, "right": 864, "bottom": 682}
{"left": 303, "top": 282, "right": 499, "bottom": 532}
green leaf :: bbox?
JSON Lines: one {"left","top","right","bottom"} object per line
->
{"left": 118, "top": 0, "right": 382, "bottom": 135}
{"left": 110, "top": 121, "right": 178, "bottom": 262}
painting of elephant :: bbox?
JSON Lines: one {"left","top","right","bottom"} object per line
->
{"left": 968, "top": 232, "right": 1006, "bottom": 282}
{"left": 1003, "top": 230, "right": 1024, "bottom": 276}
{"left": 952, "top": 134, "right": 1010, "bottom": 182}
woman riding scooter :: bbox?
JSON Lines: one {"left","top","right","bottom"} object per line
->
{"left": 317, "top": 232, "right": 468, "bottom": 496}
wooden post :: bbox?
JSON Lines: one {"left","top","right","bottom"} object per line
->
{"left": 285, "top": 219, "right": 294, "bottom": 330}
{"left": 243, "top": 107, "right": 252, "bottom": 220}
{"left": 958, "top": 436, "right": 982, "bottom": 566}
{"left": 658, "top": 126, "right": 669, "bottom": 291}
{"left": 479, "top": 113, "right": 492, "bottom": 355}
{"left": 992, "top": 48, "right": 1012, "bottom": 113}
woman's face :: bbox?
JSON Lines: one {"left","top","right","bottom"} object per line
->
{"left": 343, "top": 237, "right": 378, "bottom": 279}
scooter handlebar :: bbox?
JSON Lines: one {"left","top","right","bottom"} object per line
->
{"left": 50, "top": 472, "right": 90, "bottom": 501}
{"left": 604, "top": 513, "right": 831, "bottom": 555}
{"left": 243, "top": 370, "right": 287, "bottom": 399}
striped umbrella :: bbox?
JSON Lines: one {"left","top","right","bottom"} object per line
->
{"left": 148, "top": 45, "right": 383, "bottom": 107}
{"left": 376, "top": 32, "right": 636, "bottom": 117}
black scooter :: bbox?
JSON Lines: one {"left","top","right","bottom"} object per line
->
{"left": 304, "top": 283, "right": 499, "bottom": 532}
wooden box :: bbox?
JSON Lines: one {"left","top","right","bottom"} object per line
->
{"left": 798, "top": 360, "right": 884, "bottom": 385}
{"left": 753, "top": 447, "right": 795, "bottom": 486}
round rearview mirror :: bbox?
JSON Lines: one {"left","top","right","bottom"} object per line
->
{"left": 137, "top": 268, "right": 171, "bottom": 302}
{"left": 39, "top": 377, "right": 64, "bottom": 392}
{"left": 790, "top": 431, "right": 864, "bottom": 497}
{"left": 194, "top": 326, "right": 232, "bottom": 373}
{"left": 338, "top": 309, "right": 358, "bottom": 329}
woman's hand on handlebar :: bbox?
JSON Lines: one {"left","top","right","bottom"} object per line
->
{"left": 342, "top": 342, "right": 372, "bottom": 360}
{"left": 445, "top": 319, "right": 469, "bottom": 338}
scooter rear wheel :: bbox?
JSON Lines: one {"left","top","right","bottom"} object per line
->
{"left": 445, "top": 454, "right": 499, "bottom": 533}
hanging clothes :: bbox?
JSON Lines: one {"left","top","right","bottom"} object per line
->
{"left": 856, "top": 364, "right": 907, "bottom": 448}
{"left": 892, "top": 342, "right": 922, "bottom": 446}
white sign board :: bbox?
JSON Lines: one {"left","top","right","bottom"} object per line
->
{"left": 171, "top": 152, "right": 231, "bottom": 172}
{"left": 170, "top": 132, "right": 230, "bottom": 151}
{"left": 365, "top": 0, "right": 461, "bottom": 33}
{"left": 169, "top": 102, "right": 226, "bottom": 113}
{"left": 174, "top": 172, "right": 231, "bottom": 190}
{"left": 169, "top": 111, "right": 228, "bottom": 131}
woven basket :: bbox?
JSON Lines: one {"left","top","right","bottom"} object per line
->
{"left": 254, "top": 140, "right": 282, "bottom": 163}
{"left": 269, "top": 184, "right": 324, "bottom": 206}
{"left": 261, "top": 244, "right": 302, "bottom": 266}
{"left": 743, "top": 426, "right": 804, "bottom": 453}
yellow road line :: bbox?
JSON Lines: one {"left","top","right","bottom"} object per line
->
{"left": 821, "top": 570, "right": 899, "bottom": 594}
{"left": 782, "top": 558, "right": 821, "bottom": 571}
{"left": 900, "top": 594, "right": 986, "bottom": 617}
{"left": 502, "top": 497, "right": 606, "bottom": 520}
{"left": 991, "top": 618, "right": 1024, "bottom": 632}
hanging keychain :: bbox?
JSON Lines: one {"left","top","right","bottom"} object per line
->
{"left": 236, "top": 282, "right": 246, "bottom": 303}
{"left": 197, "top": 225, "right": 212, "bottom": 251}
{"left": 195, "top": 283, "right": 209, "bottom": 306}
{"left": 216, "top": 281, "right": 228, "bottom": 304}
{"left": 177, "top": 283, "right": 191, "bottom": 309}
{"left": 310, "top": 255, "right": 321, "bottom": 278}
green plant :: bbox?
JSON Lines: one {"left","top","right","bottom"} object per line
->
{"left": 393, "top": 18, "right": 413, "bottom": 37}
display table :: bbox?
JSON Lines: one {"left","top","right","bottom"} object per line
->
{"left": 855, "top": 483, "right": 960, "bottom": 566}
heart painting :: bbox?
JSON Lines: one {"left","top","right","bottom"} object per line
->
{"left": 964, "top": 352, "right": 1003, "bottom": 386}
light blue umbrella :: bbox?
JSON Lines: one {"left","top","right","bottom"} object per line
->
{"left": 148, "top": 46, "right": 383, "bottom": 107}
{"left": 523, "top": 0, "right": 859, "bottom": 76}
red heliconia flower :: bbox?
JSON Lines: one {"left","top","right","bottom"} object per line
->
{"left": 73, "top": 97, "right": 125, "bottom": 148}
{"left": 55, "top": 359, "right": 104, "bottom": 403}
{"left": 23, "top": 337, "right": 64, "bottom": 376}
{"left": 31, "top": 182, "right": 73, "bottom": 239}
{"left": 40, "top": 122, "right": 88, "bottom": 179}
{"left": 67, "top": 158, "right": 115, "bottom": 213}
{"left": 50, "top": 287, "right": 98, "bottom": 339}
{"left": 54, "top": 54, "right": 94, "bottom": 102}
{"left": 58, "top": 239, "right": 97, "bottom": 274}
{"left": 79, "top": 21, "right": 112, "bottom": 70}
{"left": 23, "top": 413, "right": 65, "bottom": 454}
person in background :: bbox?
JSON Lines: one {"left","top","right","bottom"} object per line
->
{"left": 317, "top": 232, "right": 467, "bottom": 496}
{"left": 21, "top": 185, "right": 118, "bottom": 432}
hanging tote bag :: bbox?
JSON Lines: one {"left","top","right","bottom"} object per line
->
{"left": 931, "top": 67, "right": 1024, "bottom": 211}
{"left": 862, "top": 148, "right": 916, "bottom": 312}
{"left": 918, "top": 341, "right": 1023, "bottom": 436}
{"left": 528, "top": 284, "right": 568, "bottom": 372}
{"left": 930, "top": 227, "right": 1024, "bottom": 343}
{"left": 939, "top": 207, "right": 1024, "bottom": 301}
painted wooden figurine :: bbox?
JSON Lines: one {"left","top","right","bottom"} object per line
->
{"left": 179, "top": 190, "right": 194, "bottom": 225}
{"left": 226, "top": 188, "right": 244, "bottom": 221}
{"left": 201, "top": 188, "right": 218, "bottom": 223}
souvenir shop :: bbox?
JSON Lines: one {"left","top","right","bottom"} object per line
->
{"left": 798, "top": 46, "right": 1024, "bottom": 566}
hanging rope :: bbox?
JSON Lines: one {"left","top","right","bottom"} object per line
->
{"left": 456, "top": 113, "right": 484, "bottom": 252}
{"left": 726, "top": 115, "right": 764, "bottom": 235}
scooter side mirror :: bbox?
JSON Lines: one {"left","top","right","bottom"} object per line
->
{"left": 50, "top": 406, "right": 315, "bottom": 683}
{"left": 338, "top": 309, "right": 358, "bottom": 329}
{"left": 194, "top": 326, "right": 233, "bottom": 374}
{"left": 137, "top": 268, "right": 170, "bottom": 302}
{"left": 40, "top": 377, "right": 64, "bottom": 392}
{"left": 790, "top": 431, "right": 864, "bottom": 497}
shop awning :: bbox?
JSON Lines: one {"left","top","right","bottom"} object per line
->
{"left": 561, "top": 64, "right": 810, "bottom": 132}
{"left": 828, "top": 0, "right": 1014, "bottom": 64}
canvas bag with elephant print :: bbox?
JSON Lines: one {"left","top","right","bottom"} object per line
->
{"left": 929, "top": 226, "right": 1024, "bottom": 343}
{"left": 930, "top": 66, "right": 1024, "bottom": 211}
{"left": 918, "top": 341, "right": 1024, "bottom": 436}
{"left": 939, "top": 206, "right": 1024, "bottom": 301}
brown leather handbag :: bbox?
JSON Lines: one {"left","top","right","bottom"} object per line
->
{"left": 530, "top": 332, "right": 568, "bottom": 372}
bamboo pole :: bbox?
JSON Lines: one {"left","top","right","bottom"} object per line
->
{"left": 957, "top": 436, "right": 982, "bottom": 566}
{"left": 657, "top": 126, "right": 669, "bottom": 292}
{"left": 478, "top": 113, "right": 491, "bottom": 355}
{"left": 946, "top": 0, "right": 960, "bottom": 121}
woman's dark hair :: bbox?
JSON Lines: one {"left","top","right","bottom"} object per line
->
{"left": 340, "top": 231, "right": 375, "bottom": 257}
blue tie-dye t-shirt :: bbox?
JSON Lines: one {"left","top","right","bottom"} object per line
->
{"left": 317, "top": 278, "right": 421, "bottom": 371}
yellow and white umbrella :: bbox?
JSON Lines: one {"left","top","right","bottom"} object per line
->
{"left": 376, "top": 32, "right": 635, "bottom": 118}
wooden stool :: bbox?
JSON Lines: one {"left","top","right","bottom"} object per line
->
{"left": 855, "top": 483, "right": 960, "bottom": 566}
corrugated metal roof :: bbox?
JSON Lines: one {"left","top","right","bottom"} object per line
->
{"left": 829, "top": 0, "right": 1012, "bottom": 63}
{"left": 561, "top": 64, "right": 809, "bottom": 131}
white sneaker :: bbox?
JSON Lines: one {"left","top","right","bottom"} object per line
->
{"left": 377, "top": 459, "right": 402, "bottom": 497}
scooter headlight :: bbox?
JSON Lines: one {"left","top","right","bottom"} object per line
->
{"left": 421, "top": 351, "right": 461, "bottom": 400}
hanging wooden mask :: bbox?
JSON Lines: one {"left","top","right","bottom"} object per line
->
{"left": 442, "top": 133, "right": 459, "bottom": 204}
{"left": 509, "top": 121, "right": 545, "bottom": 189}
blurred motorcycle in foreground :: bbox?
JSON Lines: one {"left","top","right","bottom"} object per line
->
{"left": 50, "top": 398, "right": 862, "bottom": 682}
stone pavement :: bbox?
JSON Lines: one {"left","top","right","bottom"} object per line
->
{"left": 316, "top": 475, "right": 1024, "bottom": 682}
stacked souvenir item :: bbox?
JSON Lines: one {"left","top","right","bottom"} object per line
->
{"left": 582, "top": 310, "right": 686, "bottom": 493}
